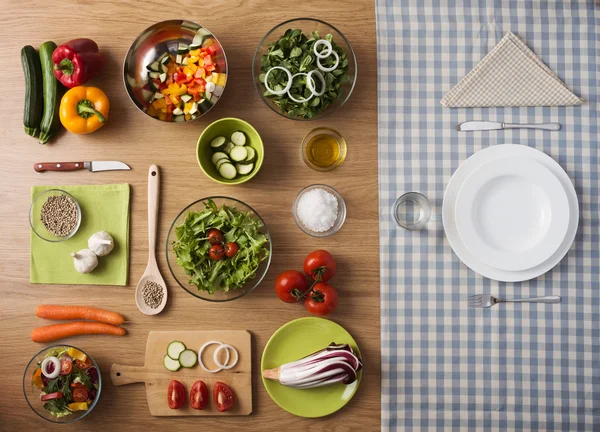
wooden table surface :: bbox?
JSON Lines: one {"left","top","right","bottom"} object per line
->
{"left": 0, "top": 1, "right": 380, "bottom": 430}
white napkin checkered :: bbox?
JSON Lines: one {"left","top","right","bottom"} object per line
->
{"left": 440, "top": 32, "right": 583, "bottom": 107}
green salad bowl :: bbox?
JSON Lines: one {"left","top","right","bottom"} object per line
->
{"left": 197, "top": 117, "right": 264, "bottom": 185}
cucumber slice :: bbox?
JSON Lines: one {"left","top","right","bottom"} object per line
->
{"left": 160, "top": 55, "right": 171, "bottom": 65}
{"left": 218, "top": 163, "right": 237, "bottom": 180}
{"left": 245, "top": 146, "right": 257, "bottom": 162}
{"left": 172, "top": 107, "right": 183, "bottom": 115}
{"left": 159, "top": 72, "right": 167, "bottom": 83}
{"left": 215, "top": 158, "right": 230, "bottom": 169}
{"left": 210, "top": 136, "right": 227, "bottom": 150}
{"left": 177, "top": 42, "right": 189, "bottom": 54}
{"left": 230, "top": 145, "right": 248, "bottom": 162}
{"left": 146, "top": 61, "right": 160, "bottom": 72}
{"left": 176, "top": 54, "right": 183, "bottom": 64}
{"left": 174, "top": 115, "right": 185, "bottom": 122}
{"left": 182, "top": 57, "right": 189, "bottom": 66}
{"left": 164, "top": 354, "right": 181, "bottom": 371}
{"left": 189, "top": 102, "right": 198, "bottom": 114}
{"left": 224, "top": 142, "right": 235, "bottom": 154}
{"left": 179, "top": 349, "right": 197, "bottom": 368}
{"left": 214, "top": 85, "right": 224, "bottom": 97}
{"left": 212, "top": 152, "right": 229, "bottom": 165}
{"left": 167, "top": 341, "right": 187, "bottom": 360}
{"left": 180, "top": 94, "right": 193, "bottom": 103}
{"left": 189, "top": 43, "right": 201, "bottom": 50}
{"left": 236, "top": 163, "right": 254, "bottom": 175}
{"left": 148, "top": 71, "right": 160, "bottom": 79}
{"left": 231, "top": 131, "right": 247, "bottom": 146}
{"left": 153, "top": 92, "right": 165, "bottom": 100}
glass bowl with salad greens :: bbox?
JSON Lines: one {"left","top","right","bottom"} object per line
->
{"left": 252, "top": 18, "right": 357, "bottom": 121}
{"left": 23, "top": 345, "right": 101, "bottom": 423}
{"left": 166, "top": 197, "right": 272, "bottom": 302}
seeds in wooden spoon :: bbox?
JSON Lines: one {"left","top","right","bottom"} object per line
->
{"left": 142, "top": 281, "right": 164, "bottom": 309}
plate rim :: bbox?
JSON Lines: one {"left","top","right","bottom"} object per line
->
{"left": 260, "top": 317, "right": 362, "bottom": 418}
{"left": 454, "top": 155, "right": 570, "bottom": 271}
{"left": 442, "top": 144, "right": 579, "bottom": 282}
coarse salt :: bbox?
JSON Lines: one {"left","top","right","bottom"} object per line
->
{"left": 297, "top": 188, "right": 338, "bottom": 232}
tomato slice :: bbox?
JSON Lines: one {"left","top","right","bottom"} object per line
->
{"left": 167, "top": 380, "right": 186, "bottom": 409}
{"left": 72, "top": 386, "right": 89, "bottom": 402}
{"left": 41, "top": 391, "right": 63, "bottom": 401}
{"left": 60, "top": 356, "right": 73, "bottom": 375}
{"left": 190, "top": 380, "right": 209, "bottom": 410}
{"left": 76, "top": 357, "right": 92, "bottom": 369}
{"left": 213, "top": 382, "right": 235, "bottom": 412}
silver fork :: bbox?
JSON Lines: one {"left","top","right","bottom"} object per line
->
{"left": 468, "top": 294, "right": 561, "bottom": 308}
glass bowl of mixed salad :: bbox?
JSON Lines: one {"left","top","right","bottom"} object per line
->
{"left": 23, "top": 345, "right": 101, "bottom": 423}
{"left": 252, "top": 18, "right": 357, "bottom": 121}
{"left": 166, "top": 197, "right": 272, "bottom": 302}
{"left": 124, "top": 19, "right": 228, "bottom": 122}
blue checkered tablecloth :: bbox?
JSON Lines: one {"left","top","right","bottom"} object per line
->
{"left": 376, "top": 1, "right": 599, "bottom": 430}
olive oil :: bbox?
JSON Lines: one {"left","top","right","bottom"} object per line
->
{"left": 305, "top": 134, "right": 341, "bottom": 168}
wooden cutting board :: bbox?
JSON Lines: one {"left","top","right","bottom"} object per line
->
{"left": 110, "top": 330, "right": 252, "bottom": 416}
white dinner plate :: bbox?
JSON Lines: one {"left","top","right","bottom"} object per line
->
{"left": 454, "top": 156, "right": 570, "bottom": 271}
{"left": 443, "top": 144, "right": 579, "bottom": 282}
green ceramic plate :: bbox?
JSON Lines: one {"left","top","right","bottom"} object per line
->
{"left": 261, "top": 317, "right": 362, "bottom": 418}
{"left": 196, "top": 117, "right": 264, "bottom": 185}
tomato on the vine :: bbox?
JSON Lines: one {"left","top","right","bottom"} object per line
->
{"left": 224, "top": 242, "right": 239, "bottom": 258}
{"left": 207, "top": 228, "right": 223, "bottom": 245}
{"left": 305, "top": 282, "right": 338, "bottom": 316}
{"left": 275, "top": 270, "right": 309, "bottom": 303}
{"left": 304, "top": 250, "right": 336, "bottom": 282}
{"left": 209, "top": 244, "right": 225, "bottom": 260}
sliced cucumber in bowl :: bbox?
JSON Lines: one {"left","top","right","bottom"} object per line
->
{"left": 229, "top": 146, "right": 248, "bottom": 162}
{"left": 236, "top": 163, "right": 254, "bottom": 175}
{"left": 218, "top": 163, "right": 237, "bottom": 180}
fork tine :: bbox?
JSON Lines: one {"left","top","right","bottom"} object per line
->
{"left": 468, "top": 294, "right": 483, "bottom": 307}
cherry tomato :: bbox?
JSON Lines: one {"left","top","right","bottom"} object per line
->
{"left": 76, "top": 357, "right": 92, "bottom": 369}
{"left": 41, "top": 392, "right": 63, "bottom": 401}
{"left": 167, "top": 380, "right": 186, "bottom": 409}
{"left": 207, "top": 228, "right": 224, "bottom": 245}
{"left": 304, "top": 250, "right": 336, "bottom": 282}
{"left": 209, "top": 244, "right": 225, "bottom": 261}
{"left": 213, "top": 381, "right": 235, "bottom": 412}
{"left": 305, "top": 282, "right": 338, "bottom": 316}
{"left": 72, "top": 386, "right": 89, "bottom": 402}
{"left": 224, "top": 242, "right": 239, "bottom": 258}
{"left": 59, "top": 356, "right": 73, "bottom": 375}
{"left": 190, "top": 380, "right": 209, "bottom": 410}
{"left": 275, "top": 270, "right": 309, "bottom": 303}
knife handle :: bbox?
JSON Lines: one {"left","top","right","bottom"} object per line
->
{"left": 503, "top": 123, "right": 561, "bottom": 131}
{"left": 34, "top": 162, "right": 85, "bottom": 172}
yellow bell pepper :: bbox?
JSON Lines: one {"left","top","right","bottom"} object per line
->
{"left": 183, "top": 102, "right": 193, "bottom": 114}
{"left": 217, "top": 74, "right": 227, "bottom": 87}
{"left": 189, "top": 49, "right": 200, "bottom": 56}
{"left": 68, "top": 402, "right": 89, "bottom": 411}
{"left": 59, "top": 86, "right": 109, "bottom": 135}
{"left": 188, "top": 56, "right": 200, "bottom": 64}
{"left": 183, "top": 67, "right": 194, "bottom": 77}
{"left": 152, "top": 98, "right": 167, "bottom": 109}
{"left": 32, "top": 368, "right": 44, "bottom": 389}
{"left": 67, "top": 348, "right": 87, "bottom": 362}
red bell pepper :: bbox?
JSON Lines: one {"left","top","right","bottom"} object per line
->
{"left": 206, "top": 45, "right": 217, "bottom": 56}
{"left": 52, "top": 39, "right": 105, "bottom": 88}
{"left": 203, "top": 55, "right": 213, "bottom": 66}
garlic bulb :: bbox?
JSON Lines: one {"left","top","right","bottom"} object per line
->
{"left": 71, "top": 249, "right": 99, "bottom": 274}
{"left": 88, "top": 231, "right": 114, "bottom": 257}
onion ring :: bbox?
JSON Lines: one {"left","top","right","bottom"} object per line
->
{"left": 198, "top": 340, "right": 229, "bottom": 373}
{"left": 317, "top": 50, "right": 340, "bottom": 73}
{"left": 263, "top": 66, "right": 292, "bottom": 96}
{"left": 213, "top": 344, "right": 239, "bottom": 370}
{"left": 287, "top": 73, "right": 314, "bottom": 103}
{"left": 41, "top": 357, "right": 61, "bottom": 379}
{"left": 307, "top": 70, "right": 326, "bottom": 96}
{"left": 313, "top": 39, "right": 333, "bottom": 59}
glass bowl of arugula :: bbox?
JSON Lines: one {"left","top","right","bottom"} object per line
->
{"left": 23, "top": 345, "right": 101, "bottom": 423}
{"left": 166, "top": 197, "right": 272, "bottom": 302}
{"left": 253, "top": 18, "right": 357, "bottom": 120}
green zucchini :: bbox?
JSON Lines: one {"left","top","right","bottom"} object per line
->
{"left": 21, "top": 45, "right": 43, "bottom": 137}
{"left": 38, "top": 41, "right": 59, "bottom": 144}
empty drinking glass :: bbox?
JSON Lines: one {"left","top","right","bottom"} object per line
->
{"left": 393, "top": 192, "right": 432, "bottom": 230}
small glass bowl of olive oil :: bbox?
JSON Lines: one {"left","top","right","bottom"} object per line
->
{"left": 301, "top": 127, "right": 347, "bottom": 172}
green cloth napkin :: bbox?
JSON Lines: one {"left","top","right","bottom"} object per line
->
{"left": 30, "top": 184, "right": 130, "bottom": 285}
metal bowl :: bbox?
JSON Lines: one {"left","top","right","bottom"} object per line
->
{"left": 166, "top": 197, "right": 272, "bottom": 302}
{"left": 124, "top": 20, "right": 228, "bottom": 122}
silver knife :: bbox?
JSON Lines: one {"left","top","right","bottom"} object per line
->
{"left": 34, "top": 161, "right": 131, "bottom": 173}
{"left": 457, "top": 121, "right": 561, "bottom": 131}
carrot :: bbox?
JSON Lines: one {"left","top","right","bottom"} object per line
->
{"left": 31, "top": 322, "right": 126, "bottom": 343}
{"left": 35, "top": 305, "right": 125, "bottom": 325}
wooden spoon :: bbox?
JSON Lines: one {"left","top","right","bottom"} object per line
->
{"left": 135, "top": 165, "right": 167, "bottom": 315}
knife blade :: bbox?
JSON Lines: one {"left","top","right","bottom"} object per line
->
{"left": 457, "top": 121, "right": 561, "bottom": 131}
{"left": 34, "top": 161, "right": 131, "bottom": 173}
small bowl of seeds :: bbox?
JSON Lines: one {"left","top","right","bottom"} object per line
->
{"left": 29, "top": 189, "right": 82, "bottom": 242}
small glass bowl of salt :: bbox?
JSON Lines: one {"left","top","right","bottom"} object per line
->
{"left": 293, "top": 184, "right": 346, "bottom": 237}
